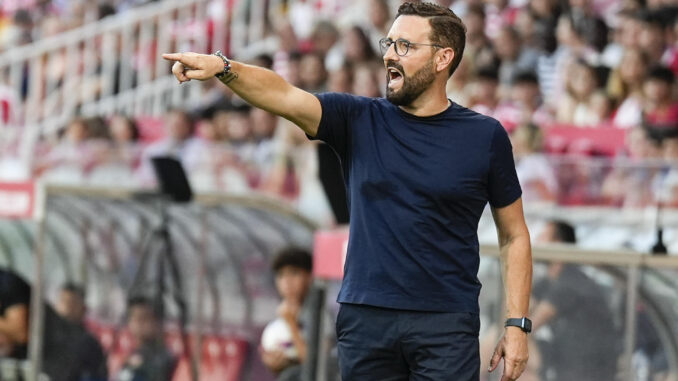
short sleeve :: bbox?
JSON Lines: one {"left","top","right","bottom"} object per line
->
{"left": 487, "top": 122, "right": 522, "bottom": 208}
{"left": 308, "top": 92, "right": 363, "bottom": 162}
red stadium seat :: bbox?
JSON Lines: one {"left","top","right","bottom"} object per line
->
{"left": 543, "top": 125, "right": 627, "bottom": 156}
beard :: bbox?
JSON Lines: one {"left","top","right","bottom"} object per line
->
{"left": 385, "top": 59, "right": 436, "bottom": 106}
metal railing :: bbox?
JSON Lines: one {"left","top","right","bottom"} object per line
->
{"left": 0, "top": 0, "right": 310, "bottom": 173}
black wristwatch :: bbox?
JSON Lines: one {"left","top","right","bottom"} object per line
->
{"left": 505, "top": 317, "right": 532, "bottom": 333}
{"left": 212, "top": 50, "right": 232, "bottom": 79}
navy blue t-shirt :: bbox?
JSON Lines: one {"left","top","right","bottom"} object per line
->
{"left": 311, "top": 93, "right": 522, "bottom": 313}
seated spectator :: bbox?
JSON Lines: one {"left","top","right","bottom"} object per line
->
{"left": 468, "top": 67, "right": 500, "bottom": 116}
{"left": 352, "top": 64, "right": 381, "bottom": 98}
{"left": 511, "top": 123, "right": 558, "bottom": 202}
{"left": 342, "top": 26, "right": 378, "bottom": 67}
{"left": 556, "top": 60, "right": 605, "bottom": 126}
{"left": 55, "top": 283, "right": 108, "bottom": 381}
{"left": 298, "top": 53, "right": 328, "bottom": 93}
{"left": 531, "top": 221, "right": 622, "bottom": 381}
{"left": 260, "top": 248, "right": 326, "bottom": 381}
{"left": 327, "top": 63, "right": 354, "bottom": 94}
{"left": 116, "top": 297, "right": 176, "bottom": 381}
{"left": 643, "top": 66, "right": 678, "bottom": 128}
{"left": 608, "top": 48, "right": 649, "bottom": 128}
{"left": 366, "top": 0, "right": 392, "bottom": 55}
{"left": 107, "top": 114, "right": 142, "bottom": 165}
{"left": 137, "top": 109, "right": 199, "bottom": 184}
{"left": 602, "top": 126, "right": 663, "bottom": 207}
{"left": 494, "top": 71, "right": 553, "bottom": 128}
{"left": 493, "top": 25, "right": 540, "bottom": 88}
{"left": 310, "top": 21, "right": 342, "bottom": 72}
{"left": 654, "top": 128, "right": 678, "bottom": 206}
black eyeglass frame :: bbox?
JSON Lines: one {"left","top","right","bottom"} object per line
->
{"left": 379, "top": 37, "right": 444, "bottom": 56}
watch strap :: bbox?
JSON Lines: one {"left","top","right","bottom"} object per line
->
{"left": 505, "top": 317, "right": 532, "bottom": 333}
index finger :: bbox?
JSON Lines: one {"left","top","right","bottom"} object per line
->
{"left": 162, "top": 53, "right": 183, "bottom": 62}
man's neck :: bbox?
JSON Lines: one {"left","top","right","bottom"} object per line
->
{"left": 398, "top": 84, "right": 451, "bottom": 117}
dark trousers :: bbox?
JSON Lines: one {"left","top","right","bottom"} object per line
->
{"left": 336, "top": 303, "right": 480, "bottom": 381}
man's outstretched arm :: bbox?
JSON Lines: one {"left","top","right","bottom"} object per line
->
{"left": 162, "top": 52, "right": 322, "bottom": 137}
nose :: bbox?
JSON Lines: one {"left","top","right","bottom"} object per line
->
{"left": 382, "top": 42, "right": 399, "bottom": 64}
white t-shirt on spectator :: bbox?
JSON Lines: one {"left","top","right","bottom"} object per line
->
{"left": 515, "top": 154, "right": 558, "bottom": 202}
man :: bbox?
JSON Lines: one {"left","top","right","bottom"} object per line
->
{"left": 0, "top": 270, "right": 103, "bottom": 381}
{"left": 55, "top": 283, "right": 108, "bottom": 381}
{"left": 0, "top": 268, "right": 30, "bottom": 359}
{"left": 163, "top": 2, "right": 531, "bottom": 380}
{"left": 531, "top": 221, "right": 621, "bottom": 381}
{"left": 116, "top": 297, "right": 176, "bottom": 381}
{"left": 260, "top": 248, "right": 314, "bottom": 380}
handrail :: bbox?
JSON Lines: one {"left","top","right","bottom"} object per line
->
{"left": 480, "top": 243, "right": 678, "bottom": 268}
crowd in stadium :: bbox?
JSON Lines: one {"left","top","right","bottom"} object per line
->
{"left": 0, "top": 0, "right": 677, "bottom": 215}
{"left": 1, "top": 1, "right": 678, "bottom": 381}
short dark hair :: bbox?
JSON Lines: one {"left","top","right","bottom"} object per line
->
{"left": 512, "top": 71, "right": 539, "bottom": 86}
{"left": 647, "top": 65, "right": 675, "bottom": 85}
{"left": 272, "top": 247, "right": 313, "bottom": 274}
{"left": 126, "top": 296, "right": 159, "bottom": 319}
{"left": 61, "top": 282, "right": 86, "bottom": 300}
{"left": 552, "top": 221, "right": 576, "bottom": 244}
{"left": 396, "top": 2, "right": 466, "bottom": 77}
{"left": 477, "top": 66, "right": 499, "bottom": 82}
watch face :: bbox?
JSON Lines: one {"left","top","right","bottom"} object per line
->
{"left": 523, "top": 318, "right": 532, "bottom": 332}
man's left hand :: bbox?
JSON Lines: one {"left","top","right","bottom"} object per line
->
{"left": 488, "top": 327, "right": 529, "bottom": 380}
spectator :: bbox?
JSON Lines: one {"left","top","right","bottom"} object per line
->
{"left": 492, "top": 25, "right": 540, "bottom": 87}
{"left": 556, "top": 59, "right": 604, "bottom": 126}
{"left": 608, "top": 48, "right": 649, "bottom": 128}
{"left": 643, "top": 66, "right": 678, "bottom": 128}
{"left": 109, "top": 115, "right": 140, "bottom": 145}
{"left": 469, "top": 67, "right": 500, "bottom": 115}
{"left": 298, "top": 53, "right": 328, "bottom": 93}
{"left": 494, "top": 70, "right": 553, "bottom": 128}
{"left": 0, "top": 269, "right": 103, "bottom": 381}
{"left": 55, "top": 283, "right": 108, "bottom": 381}
{"left": 342, "top": 26, "right": 378, "bottom": 66}
{"left": 116, "top": 296, "right": 176, "bottom": 381}
{"left": 310, "top": 21, "right": 342, "bottom": 72}
{"left": 602, "top": 126, "right": 663, "bottom": 206}
{"left": 0, "top": 268, "right": 30, "bottom": 359}
{"left": 511, "top": 123, "right": 558, "bottom": 202}
{"left": 638, "top": 11, "right": 674, "bottom": 66}
{"left": 327, "top": 63, "right": 354, "bottom": 93}
{"left": 656, "top": 128, "right": 678, "bottom": 206}
{"left": 531, "top": 221, "right": 622, "bottom": 381}
{"left": 260, "top": 248, "right": 334, "bottom": 381}
{"left": 463, "top": 4, "right": 494, "bottom": 70}
{"left": 137, "top": 109, "right": 199, "bottom": 183}
{"left": 366, "top": 0, "right": 392, "bottom": 55}
{"left": 352, "top": 64, "right": 381, "bottom": 98}
{"left": 250, "top": 107, "right": 279, "bottom": 173}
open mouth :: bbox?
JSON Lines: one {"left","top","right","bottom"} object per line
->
{"left": 387, "top": 68, "right": 403, "bottom": 87}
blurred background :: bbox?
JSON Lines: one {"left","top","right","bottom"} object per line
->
{"left": 0, "top": 0, "right": 678, "bottom": 380}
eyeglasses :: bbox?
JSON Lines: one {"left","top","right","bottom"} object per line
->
{"left": 379, "top": 37, "right": 443, "bottom": 57}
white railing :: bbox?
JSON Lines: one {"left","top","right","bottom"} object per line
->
{"left": 0, "top": 0, "right": 283, "bottom": 174}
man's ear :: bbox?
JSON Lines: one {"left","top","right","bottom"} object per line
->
{"left": 436, "top": 48, "right": 455, "bottom": 74}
